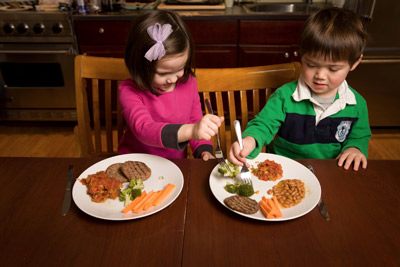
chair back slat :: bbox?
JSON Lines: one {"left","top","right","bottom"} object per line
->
{"left": 75, "top": 55, "right": 130, "bottom": 157}
{"left": 75, "top": 55, "right": 301, "bottom": 157}
{"left": 117, "top": 81, "right": 124, "bottom": 144}
{"left": 105, "top": 80, "right": 113, "bottom": 153}
{"left": 91, "top": 81, "right": 102, "bottom": 153}
{"left": 196, "top": 62, "right": 302, "bottom": 156}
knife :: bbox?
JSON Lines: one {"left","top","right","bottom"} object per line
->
{"left": 307, "top": 165, "right": 331, "bottom": 221}
{"left": 62, "top": 165, "right": 74, "bottom": 216}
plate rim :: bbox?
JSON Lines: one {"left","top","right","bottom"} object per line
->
{"left": 209, "top": 153, "right": 321, "bottom": 221}
{"left": 72, "top": 153, "right": 184, "bottom": 221}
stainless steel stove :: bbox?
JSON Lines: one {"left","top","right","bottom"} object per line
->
{"left": 0, "top": 10, "right": 78, "bottom": 121}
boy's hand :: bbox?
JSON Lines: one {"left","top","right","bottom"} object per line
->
{"left": 201, "top": 151, "right": 215, "bottom": 161}
{"left": 193, "top": 114, "right": 224, "bottom": 141}
{"left": 228, "top": 136, "right": 256, "bottom": 167}
{"left": 337, "top": 147, "right": 367, "bottom": 171}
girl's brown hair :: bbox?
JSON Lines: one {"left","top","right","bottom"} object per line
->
{"left": 125, "top": 10, "right": 195, "bottom": 95}
{"left": 300, "top": 7, "right": 368, "bottom": 66}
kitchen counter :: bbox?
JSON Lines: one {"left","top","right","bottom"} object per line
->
{"left": 72, "top": 5, "right": 312, "bottom": 21}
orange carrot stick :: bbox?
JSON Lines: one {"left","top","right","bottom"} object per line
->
{"left": 259, "top": 196, "right": 283, "bottom": 218}
{"left": 122, "top": 190, "right": 147, "bottom": 213}
{"left": 132, "top": 190, "right": 155, "bottom": 213}
{"left": 259, "top": 203, "right": 269, "bottom": 218}
{"left": 260, "top": 199, "right": 272, "bottom": 213}
{"left": 143, "top": 191, "right": 161, "bottom": 210}
{"left": 153, "top": 183, "right": 176, "bottom": 206}
{"left": 272, "top": 196, "right": 283, "bottom": 217}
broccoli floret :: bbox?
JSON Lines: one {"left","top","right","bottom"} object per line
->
{"left": 237, "top": 183, "right": 255, "bottom": 197}
{"left": 129, "top": 178, "right": 144, "bottom": 190}
{"left": 131, "top": 188, "right": 142, "bottom": 200}
{"left": 224, "top": 182, "right": 238, "bottom": 194}
{"left": 119, "top": 188, "right": 130, "bottom": 201}
{"left": 218, "top": 160, "right": 240, "bottom": 178}
{"left": 120, "top": 178, "right": 144, "bottom": 206}
{"left": 218, "top": 167, "right": 228, "bottom": 175}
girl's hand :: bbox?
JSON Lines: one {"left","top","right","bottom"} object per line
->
{"left": 228, "top": 136, "right": 256, "bottom": 167}
{"left": 337, "top": 147, "right": 367, "bottom": 171}
{"left": 177, "top": 115, "right": 223, "bottom": 143}
{"left": 201, "top": 151, "right": 215, "bottom": 161}
{"left": 192, "top": 114, "right": 224, "bottom": 141}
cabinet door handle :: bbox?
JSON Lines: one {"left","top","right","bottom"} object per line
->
{"left": 284, "top": 52, "right": 289, "bottom": 58}
{"left": 293, "top": 51, "right": 298, "bottom": 57}
{"left": 99, "top": 28, "right": 104, "bottom": 34}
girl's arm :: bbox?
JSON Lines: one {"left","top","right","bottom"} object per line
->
{"left": 119, "top": 81, "right": 169, "bottom": 149}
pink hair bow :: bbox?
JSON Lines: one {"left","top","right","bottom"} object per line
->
{"left": 144, "top": 23, "right": 173, "bottom": 62}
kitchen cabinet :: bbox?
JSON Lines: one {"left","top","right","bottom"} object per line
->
{"left": 74, "top": 20, "right": 132, "bottom": 57}
{"left": 74, "top": 19, "right": 238, "bottom": 67}
{"left": 185, "top": 20, "right": 238, "bottom": 68}
{"left": 74, "top": 18, "right": 304, "bottom": 67}
{"left": 239, "top": 20, "right": 304, "bottom": 66}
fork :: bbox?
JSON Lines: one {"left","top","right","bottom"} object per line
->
{"left": 204, "top": 99, "right": 233, "bottom": 173}
{"left": 233, "top": 120, "right": 253, "bottom": 186}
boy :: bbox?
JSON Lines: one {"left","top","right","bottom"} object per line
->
{"left": 229, "top": 7, "right": 371, "bottom": 171}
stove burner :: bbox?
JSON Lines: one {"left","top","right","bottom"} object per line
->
{"left": 0, "top": 12, "right": 73, "bottom": 43}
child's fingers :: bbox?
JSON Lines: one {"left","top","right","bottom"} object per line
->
{"left": 228, "top": 142, "right": 245, "bottom": 166}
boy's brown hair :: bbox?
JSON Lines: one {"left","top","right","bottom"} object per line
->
{"left": 125, "top": 10, "right": 195, "bottom": 95}
{"left": 300, "top": 7, "right": 368, "bottom": 66}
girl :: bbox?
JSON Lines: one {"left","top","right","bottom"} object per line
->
{"left": 118, "top": 10, "right": 223, "bottom": 159}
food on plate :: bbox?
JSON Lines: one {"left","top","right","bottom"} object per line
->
{"left": 224, "top": 195, "right": 259, "bottom": 214}
{"left": 251, "top": 159, "right": 283, "bottom": 181}
{"left": 122, "top": 183, "right": 176, "bottom": 214}
{"left": 121, "top": 161, "right": 152, "bottom": 181}
{"left": 80, "top": 171, "right": 122, "bottom": 203}
{"left": 238, "top": 183, "right": 255, "bottom": 197}
{"left": 224, "top": 182, "right": 255, "bottom": 197}
{"left": 224, "top": 182, "right": 238, "bottom": 194}
{"left": 269, "top": 179, "right": 305, "bottom": 208}
{"left": 119, "top": 178, "right": 145, "bottom": 206}
{"left": 218, "top": 160, "right": 240, "bottom": 178}
{"left": 259, "top": 195, "right": 283, "bottom": 219}
{"left": 106, "top": 163, "right": 128, "bottom": 183}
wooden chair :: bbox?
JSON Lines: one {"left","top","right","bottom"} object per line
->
{"left": 74, "top": 55, "right": 301, "bottom": 157}
{"left": 196, "top": 62, "right": 302, "bottom": 156}
{"left": 74, "top": 55, "right": 130, "bottom": 157}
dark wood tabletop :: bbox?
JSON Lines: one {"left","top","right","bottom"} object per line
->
{"left": 0, "top": 157, "right": 190, "bottom": 266}
{"left": 184, "top": 159, "right": 400, "bottom": 266}
{"left": 0, "top": 157, "right": 399, "bottom": 266}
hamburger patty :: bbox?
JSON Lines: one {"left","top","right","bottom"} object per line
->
{"left": 120, "top": 161, "right": 151, "bottom": 181}
{"left": 224, "top": 195, "right": 259, "bottom": 214}
{"left": 105, "top": 163, "right": 128, "bottom": 183}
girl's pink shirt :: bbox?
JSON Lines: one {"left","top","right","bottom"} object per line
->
{"left": 118, "top": 75, "right": 212, "bottom": 159}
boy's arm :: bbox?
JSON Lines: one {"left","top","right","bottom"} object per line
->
{"left": 340, "top": 99, "right": 371, "bottom": 158}
{"left": 242, "top": 90, "right": 286, "bottom": 158}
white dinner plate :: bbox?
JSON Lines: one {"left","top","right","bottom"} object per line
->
{"left": 209, "top": 153, "right": 321, "bottom": 221}
{"left": 72, "top": 153, "right": 184, "bottom": 221}
{"left": 0, "top": 5, "right": 32, "bottom": 11}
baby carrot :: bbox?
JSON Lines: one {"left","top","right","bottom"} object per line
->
{"left": 122, "top": 190, "right": 147, "bottom": 213}
{"left": 132, "top": 190, "right": 155, "bottom": 213}
{"left": 152, "top": 183, "right": 176, "bottom": 206}
{"left": 143, "top": 191, "right": 161, "bottom": 211}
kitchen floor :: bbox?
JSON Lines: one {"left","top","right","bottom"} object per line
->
{"left": 0, "top": 122, "right": 400, "bottom": 160}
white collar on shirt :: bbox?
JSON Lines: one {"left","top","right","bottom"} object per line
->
{"left": 292, "top": 76, "right": 357, "bottom": 125}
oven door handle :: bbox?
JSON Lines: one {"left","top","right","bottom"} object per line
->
{"left": 0, "top": 50, "right": 72, "bottom": 54}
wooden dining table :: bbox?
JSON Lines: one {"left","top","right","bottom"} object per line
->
{"left": 0, "top": 157, "right": 399, "bottom": 266}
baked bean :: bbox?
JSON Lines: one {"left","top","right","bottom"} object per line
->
{"left": 271, "top": 179, "right": 306, "bottom": 208}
